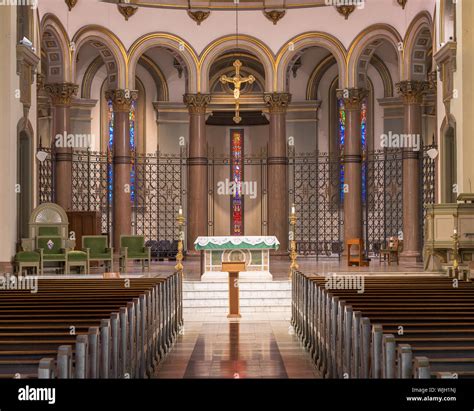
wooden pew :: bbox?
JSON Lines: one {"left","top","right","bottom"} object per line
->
{"left": 0, "top": 274, "right": 182, "bottom": 379}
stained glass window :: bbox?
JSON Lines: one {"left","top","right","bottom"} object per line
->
{"left": 231, "top": 130, "right": 244, "bottom": 235}
{"left": 107, "top": 98, "right": 136, "bottom": 204}
{"left": 338, "top": 98, "right": 346, "bottom": 202}
{"left": 338, "top": 97, "right": 368, "bottom": 203}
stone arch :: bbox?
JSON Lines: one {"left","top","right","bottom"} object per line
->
{"left": 200, "top": 35, "right": 274, "bottom": 93}
{"left": 403, "top": 11, "right": 433, "bottom": 82}
{"left": 72, "top": 25, "right": 128, "bottom": 90}
{"left": 276, "top": 32, "right": 347, "bottom": 92}
{"left": 128, "top": 33, "right": 198, "bottom": 93}
{"left": 347, "top": 24, "right": 403, "bottom": 89}
{"left": 40, "top": 13, "right": 71, "bottom": 83}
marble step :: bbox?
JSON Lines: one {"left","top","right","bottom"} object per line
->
{"left": 183, "top": 306, "right": 290, "bottom": 313}
{"left": 183, "top": 281, "right": 291, "bottom": 292}
{"left": 183, "top": 298, "right": 291, "bottom": 308}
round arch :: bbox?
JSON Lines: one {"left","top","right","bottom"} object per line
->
{"left": 403, "top": 11, "right": 433, "bottom": 82}
{"left": 200, "top": 34, "right": 274, "bottom": 93}
{"left": 72, "top": 25, "right": 128, "bottom": 90}
{"left": 40, "top": 13, "right": 71, "bottom": 83}
{"left": 128, "top": 33, "right": 199, "bottom": 93}
{"left": 275, "top": 32, "right": 347, "bottom": 92}
{"left": 347, "top": 24, "right": 403, "bottom": 89}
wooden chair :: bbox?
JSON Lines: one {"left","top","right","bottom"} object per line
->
{"left": 347, "top": 238, "right": 369, "bottom": 267}
{"left": 379, "top": 238, "right": 401, "bottom": 265}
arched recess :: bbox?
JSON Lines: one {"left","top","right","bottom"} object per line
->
{"left": 200, "top": 35, "right": 274, "bottom": 93}
{"left": 276, "top": 32, "right": 347, "bottom": 92}
{"left": 81, "top": 55, "right": 168, "bottom": 101}
{"left": 128, "top": 33, "right": 198, "bottom": 93}
{"left": 72, "top": 25, "right": 128, "bottom": 90}
{"left": 440, "top": 114, "right": 456, "bottom": 203}
{"left": 307, "top": 54, "right": 394, "bottom": 100}
{"left": 347, "top": 24, "right": 403, "bottom": 89}
{"left": 403, "top": 12, "right": 433, "bottom": 82}
{"left": 40, "top": 13, "right": 71, "bottom": 83}
{"left": 17, "top": 119, "right": 34, "bottom": 240}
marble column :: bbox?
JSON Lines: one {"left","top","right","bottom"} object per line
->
{"left": 337, "top": 88, "right": 368, "bottom": 246}
{"left": 44, "top": 83, "right": 78, "bottom": 211}
{"left": 105, "top": 89, "right": 138, "bottom": 250}
{"left": 396, "top": 81, "right": 429, "bottom": 261}
{"left": 264, "top": 92, "right": 291, "bottom": 255}
{"left": 184, "top": 93, "right": 211, "bottom": 254}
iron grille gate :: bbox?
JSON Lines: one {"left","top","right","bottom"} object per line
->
{"left": 37, "top": 145, "right": 436, "bottom": 255}
{"left": 133, "top": 149, "right": 186, "bottom": 244}
{"left": 289, "top": 148, "right": 343, "bottom": 257}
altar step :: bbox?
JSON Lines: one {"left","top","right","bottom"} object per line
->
{"left": 183, "top": 280, "right": 291, "bottom": 313}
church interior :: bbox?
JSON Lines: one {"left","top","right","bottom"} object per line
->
{"left": 1, "top": 0, "right": 474, "bottom": 401}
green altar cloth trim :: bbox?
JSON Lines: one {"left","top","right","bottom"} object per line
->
{"left": 194, "top": 236, "right": 280, "bottom": 251}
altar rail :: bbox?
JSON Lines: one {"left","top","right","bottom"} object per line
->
{"left": 292, "top": 270, "right": 474, "bottom": 379}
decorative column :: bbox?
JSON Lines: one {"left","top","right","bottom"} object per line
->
{"left": 184, "top": 93, "right": 211, "bottom": 255}
{"left": 337, "top": 88, "right": 367, "bottom": 246}
{"left": 44, "top": 83, "right": 78, "bottom": 211}
{"left": 264, "top": 92, "right": 291, "bottom": 255}
{"left": 105, "top": 89, "right": 138, "bottom": 250}
{"left": 396, "top": 81, "right": 429, "bottom": 261}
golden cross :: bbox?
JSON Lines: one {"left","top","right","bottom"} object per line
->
{"left": 220, "top": 59, "right": 255, "bottom": 123}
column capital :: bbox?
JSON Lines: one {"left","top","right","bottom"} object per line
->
{"left": 105, "top": 89, "right": 138, "bottom": 112}
{"left": 44, "top": 82, "right": 78, "bottom": 106}
{"left": 183, "top": 93, "right": 211, "bottom": 114}
{"left": 263, "top": 92, "right": 291, "bottom": 113}
{"left": 396, "top": 81, "right": 430, "bottom": 104}
{"left": 336, "top": 88, "right": 368, "bottom": 110}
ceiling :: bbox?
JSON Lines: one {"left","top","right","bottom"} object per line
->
{"left": 108, "top": 0, "right": 327, "bottom": 10}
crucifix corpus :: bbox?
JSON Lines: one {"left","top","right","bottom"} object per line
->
{"left": 220, "top": 59, "right": 255, "bottom": 124}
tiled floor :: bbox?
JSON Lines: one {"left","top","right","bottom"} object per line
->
{"left": 153, "top": 313, "right": 321, "bottom": 379}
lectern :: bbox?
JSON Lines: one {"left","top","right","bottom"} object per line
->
{"left": 222, "top": 261, "right": 246, "bottom": 319}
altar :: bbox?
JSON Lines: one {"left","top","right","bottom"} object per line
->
{"left": 194, "top": 236, "right": 280, "bottom": 280}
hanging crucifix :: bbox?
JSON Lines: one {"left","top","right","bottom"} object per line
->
{"left": 220, "top": 59, "right": 255, "bottom": 124}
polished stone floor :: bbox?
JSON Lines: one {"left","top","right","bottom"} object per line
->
{"left": 153, "top": 312, "right": 320, "bottom": 379}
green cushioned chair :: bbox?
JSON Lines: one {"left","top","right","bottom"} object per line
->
{"left": 82, "top": 235, "right": 113, "bottom": 272}
{"left": 120, "top": 235, "right": 151, "bottom": 273}
{"left": 15, "top": 251, "right": 41, "bottom": 275}
{"left": 66, "top": 250, "right": 89, "bottom": 274}
{"left": 37, "top": 235, "right": 69, "bottom": 274}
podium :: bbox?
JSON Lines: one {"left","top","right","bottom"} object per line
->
{"left": 222, "top": 261, "right": 246, "bottom": 319}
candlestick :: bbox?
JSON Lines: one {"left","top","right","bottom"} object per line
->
{"left": 289, "top": 206, "right": 298, "bottom": 279}
{"left": 175, "top": 206, "right": 185, "bottom": 273}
